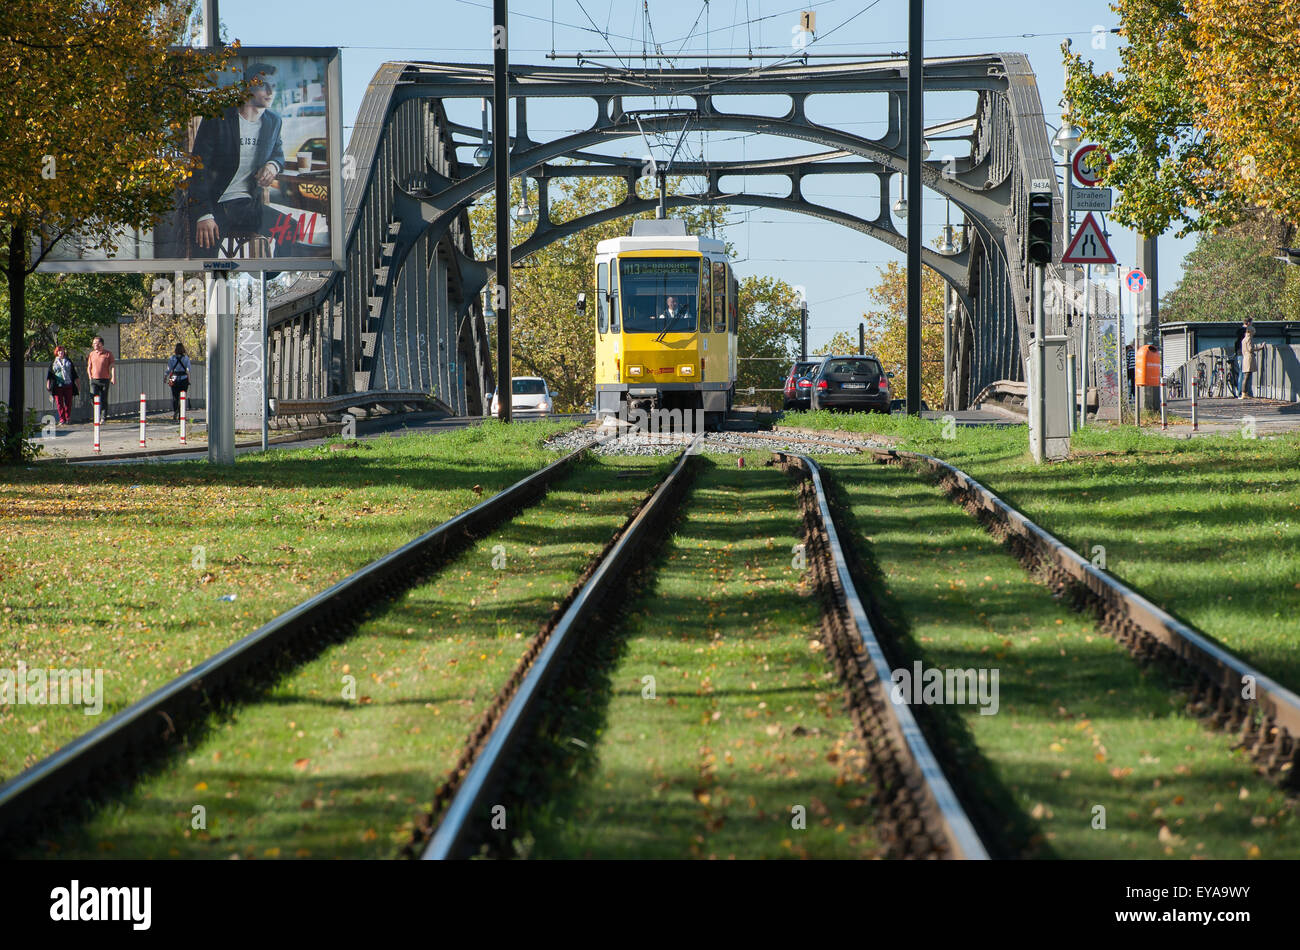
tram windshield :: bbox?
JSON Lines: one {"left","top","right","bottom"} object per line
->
{"left": 619, "top": 258, "right": 699, "bottom": 334}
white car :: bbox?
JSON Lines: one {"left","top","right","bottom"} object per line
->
{"left": 490, "top": 377, "right": 555, "bottom": 417}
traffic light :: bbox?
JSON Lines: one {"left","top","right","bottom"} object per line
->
{"left": 1027, "top": 191, "right": 1053, "bottom": 265}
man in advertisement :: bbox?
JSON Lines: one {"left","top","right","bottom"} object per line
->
{"left": 188, "top": 62, "right": 285, "bottom": 257}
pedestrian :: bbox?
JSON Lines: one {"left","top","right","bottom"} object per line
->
{"left": 165, "top": 343, "right": 191, "bottom": 421}
{"left": 1125, "top": 344, "right": 1135, "bottom": 401}
{"left": 86, "top": 335, "right": 116, "bottom": 421}
{"left": 45, "top": 345, "right": 79, "bottom": 425}
{"left": 1239, "top": 318, "right": 1263, "bottom": 399}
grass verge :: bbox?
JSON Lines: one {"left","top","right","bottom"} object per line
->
{"left": 0, "top": 421, "right": 574, "bottom": 782}
{"left": 22, "top": 453, "right": 667, "bottom": 859}
{"left": 822, "top": 455, "right": 1300, "bottom": 859}
{"left": 782, "top": 410, "right": 1300, "bottom": 694}
{"left": 520, "top": 457, "right": 883, "bottom": 859}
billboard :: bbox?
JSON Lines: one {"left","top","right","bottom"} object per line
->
{"left": 35, "top": 47, "right": 344, "bottom": 274}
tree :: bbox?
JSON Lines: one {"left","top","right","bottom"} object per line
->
{"left": 737, "top": 275, "right": 804, "bottom": 408}
{"left": 0, "top": 273, "right": 149, "bottom": 362}
{"left": 813, "top": 331, "right": 858, "bottom": 356}
{"left": 1160, "top": 211, "right": 1297, "bottom": 323}
{"left": 1065, "top": 1, "right": 1300, "bottom": 238}
{"left": 0, "top": 1, "right": 243, "bottom": 459}
{"left": 859, "top": 261, "right": 945, "bottom": 407}
{"left": 469, "top": 172, "right": 729, "bottom": 411}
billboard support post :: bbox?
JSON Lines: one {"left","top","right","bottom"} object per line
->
{"left": 206, "top": 275, "right": 235, "bottom": 463}
{"left": 261, "top": 273, "right": 269, "bottom": 452}
{"left": 199, "top": 0, "right": 235, "bottom": 464}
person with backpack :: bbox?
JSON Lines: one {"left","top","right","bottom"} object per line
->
{"left": 45, "top": 345, "right": 79, "bottom": 425}
{"left": 165, "top": 343, "right": 191, "bottom": 421}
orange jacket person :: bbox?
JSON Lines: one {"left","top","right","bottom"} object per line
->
{"left": 86, "top": 336, "right": 116, "bottom": 422}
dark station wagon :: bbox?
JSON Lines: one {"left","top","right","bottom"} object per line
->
{"left": 809, "top": 354, "right": 891, "bottom": 413}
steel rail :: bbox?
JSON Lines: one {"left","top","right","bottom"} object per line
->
{"left": 870, "top": 446, "right": 1300, "bottom": 767}
{"left": 0, "top": 432, "right": 612, "bottom": 843}
{"left": 423, "top": 435, "right": 702, "bottom": 859}
{"left": 781, "top": 451, "right": 990, "bottom": 860}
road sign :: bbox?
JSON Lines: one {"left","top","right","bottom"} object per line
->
{"left": 1072, "top": 144, "right": 1110, "bottom": 187}
{"left": 1071, "top": 187, "right": 1113, "bottom": 212}
{"left": 1061, "top": 212, "right": 1116, "bottom": 265}
{"left": 1126, "top": 268, "right": 1147, "bottom": 293}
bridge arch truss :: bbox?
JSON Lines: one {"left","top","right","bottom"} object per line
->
{"left": 269, "top": 55, "right": 1069, "bottom": 412}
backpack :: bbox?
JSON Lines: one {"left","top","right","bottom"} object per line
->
{"left": 166, "top": 355, "right": 189, "bottom": 386}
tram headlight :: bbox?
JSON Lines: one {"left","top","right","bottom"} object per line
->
{"left": 628, "top": 365, "right": 644, "bottom": 377}
{"left": 678, "top": 364, "right": 694, "bottom": 376}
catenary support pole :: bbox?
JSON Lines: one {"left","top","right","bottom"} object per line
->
{"left": 493, "top": 0, "right": 512, "bottom": 422}
{"left": 1080, "top": 263, "right": 1090, "bottom": 428}
{"left": 906, "top": 0, "right": 923, "bottom": 416}
{"left": 1033, "top": 263, "right": 1046, "bottom": 462}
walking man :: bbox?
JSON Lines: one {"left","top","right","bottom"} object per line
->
{"left": 86, "top": 336, "right": 116, "bottom": 422}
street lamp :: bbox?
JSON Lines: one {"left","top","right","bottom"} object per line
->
{"left": 938, "top": 199, "right": 958, "bottom": 255}
{"left": 922, "top": 139, "right": 932, "bottom": 161}
{"left": 893, "top": 174, "right": 909, "bottom": 219}
{"left": 474, "top": 97, "right": 491, "bottom": 167}
{"left": 512, "top": 176, "right": 535, "bottom": 224}
{"left": 1052, "top": 121, "right": 1082, "bottom": 158}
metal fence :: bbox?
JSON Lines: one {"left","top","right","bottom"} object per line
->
{"left": 1166, "top": 345, "right": 1300, "bottom": 402}
{"left": 0, "top": 360, "right": 208, "bottom": 422}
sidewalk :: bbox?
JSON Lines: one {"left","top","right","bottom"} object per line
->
{"left": 1154, "top": 397, "right": 1300, "bottom": 438}
{"left": 34, "top": 408, "right": 470, "bottom": 464}
{"left": 34, "top": 412, "right": 216, "bottom": 460}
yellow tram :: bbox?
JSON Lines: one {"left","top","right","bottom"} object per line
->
{"left": 592, "top": 219, "right": 737, "bottom": 427}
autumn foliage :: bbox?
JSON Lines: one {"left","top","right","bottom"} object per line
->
{"left": 1066, "top": 0, "right": 1300, "bottom": 237}
{"left": 0, "top": 0, "right": 244, "bottom": 459}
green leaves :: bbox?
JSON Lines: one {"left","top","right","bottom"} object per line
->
{"left": 1066, "top": 0, "right": 1300, "bottom": 237}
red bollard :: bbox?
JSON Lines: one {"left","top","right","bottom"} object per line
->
{"left": 139, "top": 393, "right": 147, "bottom": 447}
{"left": 93, "top": 395, "right": 101, "bottom": 453}
{"left": 737, "top": 457, "right": 745, "bottom": 468}
{"left": 179, "top": 391, "right": 187, "bottom": 445}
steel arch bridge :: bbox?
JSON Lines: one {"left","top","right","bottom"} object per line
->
{"left": 268, "top": 55, "right": 1071, "bottom": 413}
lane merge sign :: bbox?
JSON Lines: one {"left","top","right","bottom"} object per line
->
{"left": 1073, "top": 144, "right": 1110, "bottom": 187}
{"left": 1126, "top": 268, "right": 1147, "bottom": 294}
{"left": 1061, "top": 212, "right": 1117, "bottom": 265}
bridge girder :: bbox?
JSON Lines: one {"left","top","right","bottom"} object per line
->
{"left": 272, "top": 56, "right": 1063, "bottom": 412}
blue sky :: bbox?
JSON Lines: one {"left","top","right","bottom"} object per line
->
{"left": 214, "top": 0, "right": 1193, "bottom": 351}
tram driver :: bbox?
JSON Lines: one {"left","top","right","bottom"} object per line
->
{"left": 657, "top": 295, "right": 690, "bottom": 322}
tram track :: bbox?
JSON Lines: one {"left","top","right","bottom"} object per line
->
{"left": 774, "top": 427, "right": 1300, "bottom": 789}
{"left": 775, "top": 452, "right": 990, "bottom": 859}
{"left": 866, "top": 447, "right": 1300, "bottom": 787}
{"left": 414, "top": 437, "right": 702, "bottom": 859}
{"left": 418, "top": 438, "right": 991, "bottom": 860}
{"left": 0, "top": 434, "right": 614, "bottom": 852}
